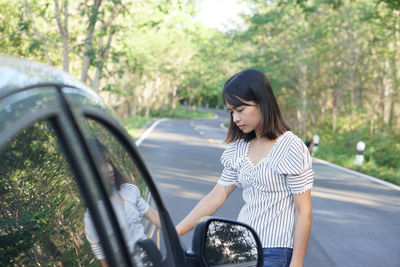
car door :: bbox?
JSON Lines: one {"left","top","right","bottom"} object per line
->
{"left": 0, "top": 85, "right": 183, "bottom": 266}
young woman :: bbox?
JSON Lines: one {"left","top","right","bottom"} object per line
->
{"left": 85, "top": 140, "right": 161, "bottom": 267}
{"left": 176, "top": 69, "right": 313, "bottom": 267}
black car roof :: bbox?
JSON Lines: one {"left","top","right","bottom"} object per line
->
{"left": 0, "top": 55, "right": 96, "bottom": 99}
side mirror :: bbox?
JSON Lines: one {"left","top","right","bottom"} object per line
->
{"left": 132, "top": 238, "right": 162, "bottom": 266}
{"left": 192, "top": 218, "right": 263, "bottom": 267}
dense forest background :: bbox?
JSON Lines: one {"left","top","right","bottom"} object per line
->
{"left": 1, "top": 0, "right": 399, "bottom": 183}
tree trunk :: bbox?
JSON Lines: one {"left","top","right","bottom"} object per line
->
{"left": 81, "top": 0, "right": 102, "bottom": 84}
{"left": 380, "top": 61, "right": 392, "bottom": 126}
{"left": 170, "top": 85, "right": 178, "bottom": 116}
{"left": 332, "top": 84, "right": 344, "bottom": 133}
{"left": 127, "top": 96, "right": 136, "bottom": 117}
{"left": 22, "top": 2, "right": 54, "bottom": 65}
{"left": 92, "top": 29, "right": 114, "bottom": 91}
{"left": 54, "top": 0, "right": 69, "bottom": 72}
{"left": 299, "top": 63, "right": 307, "bottom": 139}
{"left": 388, "top": 12, "right": 399, "bottom": 128}
{"left": 92, "top": 4, "right": 119, "bottom": 91}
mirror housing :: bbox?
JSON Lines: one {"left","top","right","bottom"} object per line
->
{"left": 192, "top": 217, "right": 263, "bottom": 267}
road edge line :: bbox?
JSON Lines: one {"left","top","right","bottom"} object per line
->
{"left": 135, "top": 119, "right": 167, "bottom": 147}
{"left": 313, "top": 157, "right": 400, "bottom": 191}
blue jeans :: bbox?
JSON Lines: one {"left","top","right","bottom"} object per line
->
{"left": 263, "top": 248, "right": 293, "bottom": 267}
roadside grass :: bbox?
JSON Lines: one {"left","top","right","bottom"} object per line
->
{"left": 122, "top": 107, "right": 214, "bottom": 138}
{"left": 315, "top": 140, "right": 400, "bottom": 186}
{"left": 122, "top": 116, "right": 153, "bottom": 139}
{"left": 308, "top": 114, "right": 400, "bottom": 186}
{"left": 152, "top": 107, "right": 214, "bottom": 119}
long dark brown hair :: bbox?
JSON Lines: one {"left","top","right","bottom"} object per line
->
{"left": 223, "top": 69, "right": 290, "bottom": 143}
{"left": 91, "top": 139, "right": 128, "bottom": 190}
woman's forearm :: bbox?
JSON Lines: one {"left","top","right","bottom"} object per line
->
{"left": 99, "top": 259, "right": 108, "bottom": 267}
{"left": 175, "top": 194, "right": 220, "bottom": 236}
{"left": 290, "top": 191, "right": 312, "bottom": 267}
{"left": 145, "top": 206, "right": 162, "bottom": 229}
{"left": 290, "top": 210, "right": 312, "bottom": 267}
{"left": 176, "top": 184, "right": 235, "bottom": 236}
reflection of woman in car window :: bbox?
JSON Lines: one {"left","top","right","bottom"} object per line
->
{"left": 177, "top": 69, "right": 313, "bottom": 267}
{"left": 84, "top": 140, "right": 161, "bottom": 267}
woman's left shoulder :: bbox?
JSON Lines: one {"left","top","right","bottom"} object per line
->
{"left": 271, "top": 131, "right": 311, "bottom": 170}
{"left": 278, "top": 131, "right": 307, "bottom": 151}
{"left": 120, "top": 183, "right": 140, "bottom": 197}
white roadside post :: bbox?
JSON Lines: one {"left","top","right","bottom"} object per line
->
{"left": 312, "top": 134, "right": 320, "bottom": 155}
{"left": 355, "top": 141, "right": 366, "bottom": 166}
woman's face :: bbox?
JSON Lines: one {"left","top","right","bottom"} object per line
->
{"left": 101, "top": 154, "right": 115, "bottom": 182}
{"left": 226, "top": 99, "right": 263, "bottom": 135}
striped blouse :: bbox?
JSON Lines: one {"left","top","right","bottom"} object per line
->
{"left": 84, "top": 183, "right": 149, "bottom": 259}
{"left": 218, "top": 131, "right": 314, "bottom": 248}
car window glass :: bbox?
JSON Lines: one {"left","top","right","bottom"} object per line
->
{"left": 0, "top": 120, "right": 99, "bottom": 266}
{"left": 83, "top": 118, "right": 166, "bottom": 265}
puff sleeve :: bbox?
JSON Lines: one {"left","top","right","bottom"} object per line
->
{"left": 121, "top": 183, "right": 149, "bottom": 217}
{"left": 218, "top": 142, "right": 240, "bottom": 187}
{"left": 275, "top": 137, "right": 314, "bottom": 194}
{"left": 84, "top": 209, "right": 106, "bottom": 259}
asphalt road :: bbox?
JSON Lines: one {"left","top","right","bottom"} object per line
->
{"left": 138, "top": 110, "right": 400, "bottom": 267}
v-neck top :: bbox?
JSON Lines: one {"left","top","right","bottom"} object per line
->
{"left": 218, "top": 131, "right": 314, "bottom": 248}
{"left": 84, "top": 183, "right": 149, "bottom": 259}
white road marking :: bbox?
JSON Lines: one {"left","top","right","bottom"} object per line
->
{"left": 135, "top": 119, "right": 167, "bottom": 147}
{"left": 313, "top": 157, "right": 400, "bottom": 191}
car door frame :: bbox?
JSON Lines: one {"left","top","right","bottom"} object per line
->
{"left": 62, "top": 85, "right": 188, "bottom": 266}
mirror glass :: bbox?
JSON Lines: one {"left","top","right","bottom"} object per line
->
{"left": 204, "top": 220, "right": 259, "bottom": 267}
{"left": 132, "top": 239, "right": 162, "bottom": 267}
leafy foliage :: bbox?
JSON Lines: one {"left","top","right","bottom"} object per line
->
{"left": 0, "top": 0, "right": 399, "bottom": 181}
{"left": 314, "top": 113, "right": 400, "bottom": 184}
{"left": 0, "top": 121, "right": 97, "bottom": 266}
{"left": 237, "top": 0, "right": 400, "bottom": 180}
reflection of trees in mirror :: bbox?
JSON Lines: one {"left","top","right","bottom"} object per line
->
{"left": 86, "top": 119, "right": 147, "bottom": 197}
{"left": 0, "top": 121, "right": 96, "bottom": 266}
{"left": 133, "top": 244, "right": 154, "bottom": 267}
{"left": 132, "top": 239, "right": 161, "bottom": 267}
{"left": 205, "top": 221, "right": 258, "bottom": 266}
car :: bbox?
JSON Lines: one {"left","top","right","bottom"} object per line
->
{"left": 0, "top": 55, "right": 263, "bottom": 267}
